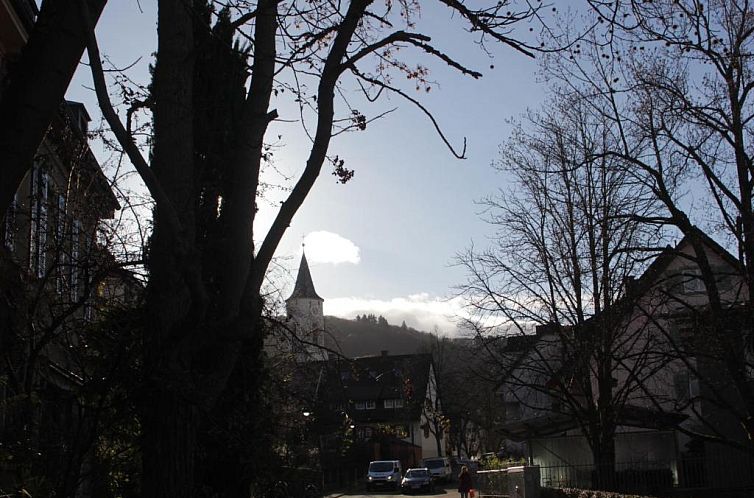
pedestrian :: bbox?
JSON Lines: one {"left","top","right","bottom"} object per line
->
{"left": 458, "top": 465, "right": 473, "bottom": 498}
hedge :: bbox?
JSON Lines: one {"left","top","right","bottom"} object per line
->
{"left": 540, "top": 487, "right": 657, "bottom": 498}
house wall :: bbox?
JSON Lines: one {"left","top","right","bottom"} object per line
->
{"left": 611, "top": 240, "right": 748, "bottom": 425}
{"left": 415, "top": 363, "right": 442, "bottom": 459}
{"left": 532, "top": 432, "right": 678, "bottom": 489}
{"left": 531, "top": 431, "right": 677, "bottom": 468}
{"left": 501, "top": 331, "right": 564, "bottom": 421}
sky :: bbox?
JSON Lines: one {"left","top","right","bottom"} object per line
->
{"left": 65, "top": 1, "right": 552, "bottom": 335}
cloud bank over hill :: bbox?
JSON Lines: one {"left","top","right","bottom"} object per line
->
{"left": 324, "top": 293, "right": 467, "bottom": 336}
{"left": 304, "top": 231, "right": 361, "bottom": 265}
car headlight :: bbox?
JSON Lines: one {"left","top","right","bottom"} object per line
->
{"left": 387, "top": 475, "right": 394, "bottom": 481}
{"left": 368, "top": 476, "right": 373, "bottom": 481}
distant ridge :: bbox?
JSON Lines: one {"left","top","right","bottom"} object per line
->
{"left": 324, "top": 315, "right": 433, "bottom": 358}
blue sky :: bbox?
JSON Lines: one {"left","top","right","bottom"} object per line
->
{"left": 66, "top": 1, "right": 549, "bottom": 335}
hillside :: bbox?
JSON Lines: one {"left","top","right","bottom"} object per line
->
{"left": 323, "top": 315, "right": 433, "bottom": 358}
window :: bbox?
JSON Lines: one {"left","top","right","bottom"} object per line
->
{"left": 29, "top": 164, "right": 41, "bottom": 273}
{"left": 713, "top": 265, "right": 735, "bottom": 292}
{"left": 70, "top": 220, "right": 81, "bottom": 298}
{"left": 354, "top": 400, "right": 375, "bottom": 410}
{"left": 674, "top": 371, "right": 691, "bottom": 404}
{"left": 670, "top": 319, "right": 696, "bottom": 351}
{"left": 4, "top": 193, "right": 17, "bottom": 251}
{"left": 28, "top": 165, "right": 51, "bottom": 277}
{"left": 384, "top": 398, "right": 404, "bottom": 409}
{"left": 503, "top": 401, "right": 521, "bottom": 420}
{"left": 55, "top": 194, "right": 66, "bottom": 244}
{"left": 680, "top": 268, "right": 704, "bottom": 295}
{"left": 55, "top": 194, "right": 67, "bottom": 294}
{"left": 356, "top": 426, "right": 374, "bottom": 440}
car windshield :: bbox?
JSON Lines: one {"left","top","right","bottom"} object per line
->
{"left": 423, "top": 460, "right": 444, "bottom": 469}
{"left": 406, "top": 469, "right": 430, "bottom": 478}
{"left": 369, "top": 462, "right": 395, "bottom": 472}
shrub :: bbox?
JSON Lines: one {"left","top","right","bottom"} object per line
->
{"left": 540, "top": 487, "right": 657, "bottom": 498}
{"left": 479, "top": 456, "right": 526, "bottom": 470}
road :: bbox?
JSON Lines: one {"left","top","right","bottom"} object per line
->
{"left": 329, "top": 485, "right": 458, "bottom": 498}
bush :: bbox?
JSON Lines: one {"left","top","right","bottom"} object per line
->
{"left": 479, "top": 456, "right": 526, "bottom": 470}
{"left": 540, "top": 487, "right": 657, "bottom": 498}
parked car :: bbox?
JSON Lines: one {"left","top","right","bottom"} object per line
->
{"left": 367, "top": 460, "right": 403, "bottom": 491}
{"left": 455, "top": 458, "right": 479, "bottom": 473}
{"left": 420, "top": 457, "right": 452, "bottom": 483}
{"left": 401, "top": 468, "right": 434, "bottom": 494}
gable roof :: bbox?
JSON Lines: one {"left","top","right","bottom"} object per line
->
{"left": 627, "top": 229, "right": 741, "bottom": 300}
{"left": 319, "top": 353, "right": 434, "bottom": 423}
{"left": 287, "top": 251, "right": 323, "bottom": 301}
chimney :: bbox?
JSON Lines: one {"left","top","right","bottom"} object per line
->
{"left": 536, "top": 323, "right": 558, "bottom": 336}
{"left": 622, "top": 276, "right": 637, "bottom": 297}
{"left": 380, "top": 350, "right": 389, "bottom": 357}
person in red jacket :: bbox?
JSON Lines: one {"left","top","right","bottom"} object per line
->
{"left": 458, "top": 465, "right": 473, "bottom": 498}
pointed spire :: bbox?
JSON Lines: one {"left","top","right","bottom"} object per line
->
{"left": 287, "top": 250, "right": 323, "bottom": 301}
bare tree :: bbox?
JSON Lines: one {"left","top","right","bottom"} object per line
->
{"left": 0, "top": 108, "right": 145, "bottom": 496}
{"left": 571, "top": 0, "right": 754, "bottom": 451}
{"left": 457, "top": 92, "right": 664, "bottom": 489}
{"left": 72, "top": 0, "right": 558, "bottom": 494}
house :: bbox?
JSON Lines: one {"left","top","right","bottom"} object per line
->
{"left": 1, "top": 1, "right": 123, "bottom": 493}
{"left": 314, "top": 351, "right": 445, "bottom": 470}
{"left": 264, "top": 256, "right": 447, "bottom": 484}
{"left": 494, "top": 232, "right": 752, "bottom": 495}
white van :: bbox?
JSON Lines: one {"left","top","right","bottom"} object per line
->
{"left": 420, "top": 457, "right": 452, "bottom": 482}
{"left": 366, "top": 460, "right": 403, "bottom": 491}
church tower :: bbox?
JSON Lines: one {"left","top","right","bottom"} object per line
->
{"left": 286, "top": 250, "right": 326, "bottom": 359}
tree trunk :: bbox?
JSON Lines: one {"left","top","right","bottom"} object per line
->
{"left": 142, "top": 389, "right": 200, "bottom": 498}
{"left": 592, "top": 433, "right": 617, "bottom": 491}
{"left": 141, "top": 0, "right": 197, "bottom": 496}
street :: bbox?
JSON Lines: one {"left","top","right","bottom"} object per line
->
{"left": 330, "top": 485, "right": 458, "bottom": 498}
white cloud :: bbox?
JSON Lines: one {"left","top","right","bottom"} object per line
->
{"left": 324, "top": 294, "right": 471, "bottom": 336}
{"left": 304, "top": 231, "right": 360, "bottom": 265}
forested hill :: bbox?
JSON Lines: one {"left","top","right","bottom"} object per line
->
{"left": 324, "top": 315, "right": 433, "bottom": 358}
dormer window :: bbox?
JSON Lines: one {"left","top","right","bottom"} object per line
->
{"left": 680, "top": 268, "right": 704, "bottom": 294}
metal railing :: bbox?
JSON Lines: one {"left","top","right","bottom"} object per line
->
{"left": 537, "top": 456, "right": 754, "bottom": 495}
{"left": 475, "top": 469, "right": 511, "bottom": 498}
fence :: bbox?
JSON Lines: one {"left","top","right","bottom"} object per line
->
{"left": 475, "top": 469, "right": 511, "bottom": 498}
{"left": 321, "top": 465, "right": 363, "bottom": 491}
{"left": 539, "top": 462, "right": 673, "bottom": 495}
{"left": 476, "top": 467, "right": 541, "bottom": 498}
{"left": 537, "top": 456, "right": 754, "bottom": 497}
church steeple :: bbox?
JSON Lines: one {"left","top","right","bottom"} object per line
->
{"left": 285, "top": 249, "right": 326, "bottom": 360}
{"left": 287, "top": 251, "right": 323, "bottom": 301}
